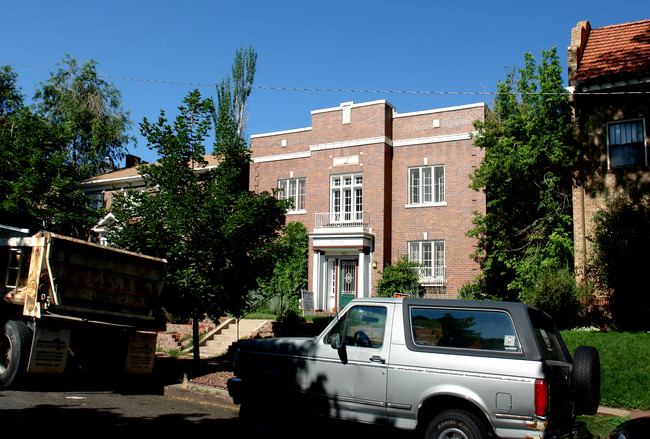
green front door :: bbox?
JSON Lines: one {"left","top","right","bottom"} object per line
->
{"left": 339, "top": 259, "right": 357, "bottom": 309}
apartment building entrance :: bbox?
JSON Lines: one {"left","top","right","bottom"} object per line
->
{"left": 338, "top": 259, "right": 357, "bottom": 309}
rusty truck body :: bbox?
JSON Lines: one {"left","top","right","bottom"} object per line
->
{"left": 0, "top": 224, "right": 167, "bottom": 389}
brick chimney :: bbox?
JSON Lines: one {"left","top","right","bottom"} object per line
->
{"left": 125, "top": 154, "right": 142, "bottom": 168}
{"left": 568, "top": 20, "right": 591, "bottom": 86}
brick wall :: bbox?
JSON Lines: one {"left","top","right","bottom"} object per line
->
{"left": 250, "top": 100, "right": 485, "bottom": 300}
{"left": 572, "top": 86, "right": 650, "bottom": 274}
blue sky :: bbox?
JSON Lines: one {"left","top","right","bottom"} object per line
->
{"left": 3, "top": 1, "right": 648, "bottom": 165}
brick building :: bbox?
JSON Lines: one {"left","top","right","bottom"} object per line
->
{"left": 568, "top": 19, "right": 650, "bottom": 278}
{"left": 250, "top": 99, "right": 485, "bottom": 311}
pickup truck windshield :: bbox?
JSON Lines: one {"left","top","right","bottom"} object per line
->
{"left": 410, "top": 307, "right": 521, "bottom": 352}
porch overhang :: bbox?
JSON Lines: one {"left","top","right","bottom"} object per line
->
{"left": 310, "top": 230, "right": 374, "bottom": 253}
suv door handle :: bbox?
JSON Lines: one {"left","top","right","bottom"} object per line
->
{"left": 370, "top": 355, "right": 386, "bottom": 364}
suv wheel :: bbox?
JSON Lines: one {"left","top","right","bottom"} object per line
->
{"left": 572, "top": 345, "right": 601, "bottom": 415}
{"left": 425, "top": 409, "right": 489, "bottom": 439}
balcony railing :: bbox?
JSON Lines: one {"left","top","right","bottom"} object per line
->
{"left": 315, "top": 211, "right": 370, "bottom": 230}
{"left": 410, "top": 266, "right": 447, "bottom": 286}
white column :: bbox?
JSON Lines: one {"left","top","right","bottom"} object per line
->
{"left": 312, "top": 251, "right": 322, "bottom": 310}
{"left": 358, "top": 250, "right": 366, "bottom": 298}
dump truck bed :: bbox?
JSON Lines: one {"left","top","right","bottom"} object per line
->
{"left": 4, "top": 231, "right": 167, "bottom": 331}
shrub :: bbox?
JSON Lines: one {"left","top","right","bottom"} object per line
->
{"left": 519, "top": 268, "right": 589, "bottom": 329}
{"left": 375, "top": 255, "right": 423, "bottom": 298}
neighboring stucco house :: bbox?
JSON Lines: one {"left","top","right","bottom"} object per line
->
{"left": 80, "top": 154, "right": 220, "bottom": 245}
{"left": 568, "top": 19, "right": 650, "bottom": 281}
{"left": 249, "top": 99, "right": 486, "bottom": 311}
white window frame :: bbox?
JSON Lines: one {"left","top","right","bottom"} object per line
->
{"left": 330, "top": 173, "right": 363, "bottom": 223}
{"left": 408, "top": 241, "right": 446, "bottom": 285}
{"left": 278, "top": 177, "right": 306, "bottom": 213}
{"left": 407, "top": 165, "right": 445, "bottom": 207}
{"left": 607, "top": 119, "right": 647, "bottom": 169}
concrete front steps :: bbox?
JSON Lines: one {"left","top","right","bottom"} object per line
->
{"left": 192, "top": 318, "right": 270, "bottom": 359}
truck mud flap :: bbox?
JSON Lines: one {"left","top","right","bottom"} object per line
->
{"left": 124, "top": 332, "right": 157, "bottom": 374}
{"left": 27, "top": 326, "right": 70, "bottom": 374}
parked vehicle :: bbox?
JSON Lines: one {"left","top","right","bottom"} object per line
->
{"left": 228, "top": 297, "right": 600, "bottom": 439}
{"left": 1, "top": 225, "right": 166, "bottom": 389}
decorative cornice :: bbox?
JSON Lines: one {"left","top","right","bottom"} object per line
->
{"left": 310, "top": 136, "right": 391, "bottom": 152}
{"left": 393, "top": 132, "right": 477, "bottom": 147}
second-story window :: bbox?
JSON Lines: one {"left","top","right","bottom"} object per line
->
{"left": 331, "top": 174, "right": 362, "bottom": 222}
{"left": 278, "top": 178, "right": 306, "bottom": 213}
{"left": 409, "top": 165, "right": 445, "bottom": 205}
{"left": 608, "top": 120, "right": 646, "bottom": 168}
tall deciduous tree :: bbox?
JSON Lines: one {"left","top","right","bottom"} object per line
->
{"left": 1, "top": 65, "right": 96, "bottom": 235}
{"left": 34, "top": 54, "right": 134, "bottom": 178}
{"left": 109, "top": 48, "right": 289, "bottom": 364}
{"left": 466, "top": 48, "right": 576, "bottom": 302}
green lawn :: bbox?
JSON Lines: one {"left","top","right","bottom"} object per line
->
{"left": 562, "top": 330, "right": 650, "bottom": 410}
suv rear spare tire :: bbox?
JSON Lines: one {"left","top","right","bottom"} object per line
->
{"left": 572, "top": 345, "right": 600, "bottom": 415}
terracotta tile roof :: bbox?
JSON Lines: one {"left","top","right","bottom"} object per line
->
{"left": 577, "top": 19, "right": 650, "bottom": 81}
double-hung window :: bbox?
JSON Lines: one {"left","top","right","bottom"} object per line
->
{"left": 331, "top": 174, "right": 363, "bottom": 223}
{"left": 409, "top": 241, "right": 445, "bottom": 285}
{"left": 278, "top": 178, "right": 306, "bottom": 213}
{"left": 608, "top": 120, "right": 646, "bottom": 168}
{"left": 409, "top": 165, "right": 445, "bottom": 205}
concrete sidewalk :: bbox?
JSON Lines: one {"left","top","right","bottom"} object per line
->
{"left": 598, "top": 405, "right": 650, "bottom": 420}
{"left": 164, "top": 382, "right": 236, "bottom": 408}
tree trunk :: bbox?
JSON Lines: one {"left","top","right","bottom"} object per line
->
{"left": 192, "top": 313, "right": 201, "bottom": 373}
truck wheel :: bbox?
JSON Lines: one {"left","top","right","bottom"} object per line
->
{"left": 572, "top": 345, "right": 600, "bottom": 415}
{"left": 0, "top": 320, "right": 32, "bottom": 389}
{"left": 425, "top": 409, "right": 489, "bottom": 439}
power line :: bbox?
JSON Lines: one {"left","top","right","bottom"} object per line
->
{"left": 2, "top": 60, "right": 648, "bottom": 96}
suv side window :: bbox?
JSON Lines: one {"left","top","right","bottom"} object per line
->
{"left": 411, "top": 307, "right": 520, "bottom": 352}
{"left": 528, "top": 308, "right": 570, "bottom": 362}
{"left": 325, "top": 306, "right": 387, "bottom": 348}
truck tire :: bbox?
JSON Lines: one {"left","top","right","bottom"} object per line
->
{"left": 572, "top": 345, "right": 600, "bottom": 415}
{"left": 0, "top": 320, "right": 32, "bottom": 389}
{"left": 425, "top": 409, "right": 489, "bottom": 439}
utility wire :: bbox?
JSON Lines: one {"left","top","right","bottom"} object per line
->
{"left": 2, "top": 60, "right": 648, "bottom": 96}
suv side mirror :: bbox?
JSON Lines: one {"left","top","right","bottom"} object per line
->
{"left": 330, "top": 333, "right": 343, "bottom": 350}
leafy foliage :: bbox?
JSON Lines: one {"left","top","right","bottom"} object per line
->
{"left": 34, "top": 54, "right": 134, "bottom": 178}
{"left": 467, "top": 48, "right": 577, "bottom": 302}
{"left": 257, "top": 221, "right": 309, "bottom": 319}
{"left": 109, "top": 48, "right": 290, "bottom": 362}
{"left": 1, "top": 64, "right": 100, "bottom": 236}
{"left": 587, "top": 195, "right": 650, "bottom": 331}
{"left": 375, "top": 255, "right": 423, "bottom": 298}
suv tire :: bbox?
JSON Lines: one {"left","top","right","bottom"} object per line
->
{"left": 425, "top": 409, "right": 489, "bottom": 439}
{"left": 572, "top": 345, "right": 601, "bottom": 415}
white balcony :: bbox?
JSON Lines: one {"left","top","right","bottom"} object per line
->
{"left": 411, "top": 266, "right": 447, "bottom": 286}
{"left": 314, "top": 211, "right": 370, "bottom": 232}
